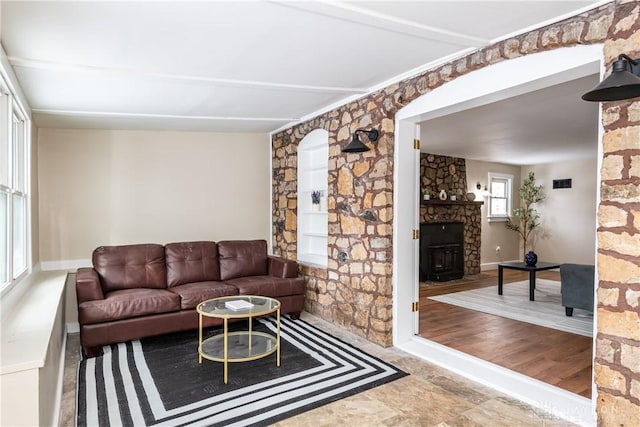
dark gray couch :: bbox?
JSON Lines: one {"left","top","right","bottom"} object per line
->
{"left": 559, "top": 263, "right": 595, "bottom": 316}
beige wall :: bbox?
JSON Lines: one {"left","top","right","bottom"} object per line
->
{"left": 467, "top": 158, "right": 597, "bottom": 266}
{"left": 37, "top": 129, "right": 271, "bottom": 262}
{"left": 465, "top": 160, "right": 521, "bottom": 265}
{"left": 525, "top": 158, "right": 597, "bottom": 265}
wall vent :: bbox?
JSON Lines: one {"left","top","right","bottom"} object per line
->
{"left": 553, "top": 179, "right": 572, "bottom": 189}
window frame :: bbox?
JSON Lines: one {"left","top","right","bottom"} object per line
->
{"left": 487, "top": 172, "right": 513, "bottom": 222}
{"left": 0, "top": 67, "right": 31, "bottom": 293}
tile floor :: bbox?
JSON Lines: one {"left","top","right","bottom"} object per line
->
{"left": 60, "top": 313, "right": 578, "bottom": 426}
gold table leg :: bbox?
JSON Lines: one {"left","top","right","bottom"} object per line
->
{"left": 223, "top": 317, "right": 228, "bottom": 384}
{"left": 248, "top": 315, "right": 253, "bottom": 354}
{"left": 277, "top": 308, "right": 281, "bottom": 367}
{"left": 198, "top": 312, "right": 202, "bottom": 364}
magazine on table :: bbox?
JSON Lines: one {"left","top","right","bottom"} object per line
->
{"left": 225, "top": 300, "right": 254, "bottom": 311}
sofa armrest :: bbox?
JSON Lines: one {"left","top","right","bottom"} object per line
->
{"left": 268, "top": 255, "right": 299, "bottom": 279}
{"left": 76, "top": 267, "right": 104, "bottom": 303}
{"left": 560, "top": 263, "right": 595, "bottom": 311}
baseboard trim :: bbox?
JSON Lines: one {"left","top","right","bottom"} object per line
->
{"left": 66, "top": 322, "right": 80, "bottom": 334}
{"left": 481, "top": 262, "right": 500, "bottom": 271}
{"left": 396, "top": 337, "right": 595, "bottom": 426}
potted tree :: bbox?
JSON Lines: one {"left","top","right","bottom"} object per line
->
{"left": 505, "top": 171, "right": 545, "bottom": 263}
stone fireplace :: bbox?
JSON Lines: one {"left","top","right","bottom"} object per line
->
{"left": 420, "top": 153, "right": 482, "bottom": 277}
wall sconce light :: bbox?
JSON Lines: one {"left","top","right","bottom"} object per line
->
{"left": 476, "top": 181, "right": 492, "bottom": 197}
{"left": 582, "top": 54, "right": 640, "bottom": 102}
{"left": 342, "top": 128, "right": 379, "bottom": 153}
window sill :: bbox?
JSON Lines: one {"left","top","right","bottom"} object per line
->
{"left": 1, "top": 270, "right": 68, "bottom": 374}
{"left": 487, "top": 217, "right": 508, "bottom": 223}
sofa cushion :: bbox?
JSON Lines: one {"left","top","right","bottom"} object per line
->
{"left": 165, "top": 241, "right": 220, "bottom": 287}
{"left": 78, "top": 288, "right": 180, "bottom": 325}
{"left": 218, "top": 240, "right": 268, "bottom": 280}
{"left": 93, "top": 244, "right": 167, "bottom": 292}
{"left": 168, "top": 281, "right": 239, "bottom": 309}
{"left": 224, "top": 276, "right": 305, "bottom": 298}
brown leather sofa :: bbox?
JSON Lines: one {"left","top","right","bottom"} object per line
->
{"left": 76, "top": 239, "right": 304, "bottom": 356}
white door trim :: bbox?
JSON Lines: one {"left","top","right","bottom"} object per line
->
{"left": 392, "top": 43, "right": 603, "bottom": 426}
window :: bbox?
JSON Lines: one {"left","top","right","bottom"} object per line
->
{"left": 487, "top": 172, "right": 513, "bottom": 221}
{"left": 0, "top": 72, "right": 30, "bottom": 291}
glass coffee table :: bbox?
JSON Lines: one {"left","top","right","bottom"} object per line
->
{"left": 196, "top": 295, "right": 280, "bottom": 384}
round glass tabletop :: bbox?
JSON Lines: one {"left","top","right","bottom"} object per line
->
{"left": 197, "top": 295, "right": 280, "bottom": 318}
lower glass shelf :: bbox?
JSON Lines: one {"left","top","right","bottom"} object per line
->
{"left": 199, "top": 331, "right": 277, "bottom": 362}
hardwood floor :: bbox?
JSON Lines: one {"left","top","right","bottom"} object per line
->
{"left": 418, "top": 270, "right": 593, "bottom": 398}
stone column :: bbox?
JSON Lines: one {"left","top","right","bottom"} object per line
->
{"left": 595, "top": 1, "right": 640, "bottom": 424}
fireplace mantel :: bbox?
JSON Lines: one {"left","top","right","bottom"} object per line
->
{"left": 422, "top": 200, "right": 484, "bottom": 206}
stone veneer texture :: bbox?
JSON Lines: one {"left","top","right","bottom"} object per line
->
{"left": 420, "top": 153, "right": 467, "bottom": 198}
{"left": 272, "top": 2, "right": 613, "bottom": 345}
{"left": 272, "top": 3, "right": 640, "bottom": 422}
{"left": 419, "top": 153, "right": 482, "bottom": 275}
{"left": 595, "top": 0, "right": 640, "bottom": 424}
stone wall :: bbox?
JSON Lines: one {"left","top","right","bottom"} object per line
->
{"left": 272, "top": 110, "right": 395, "bottom": 345}
{"left": 419, "top": 153, "right": 481, "bottom": 275}
{"left": 271, "top": 4, "right": 613, "bottom": 352}
{"left": 595, "top": 0, "right": 640, "bottom": 423}
{"left": 420, "top": 153, "right": 468, "bottom": 199}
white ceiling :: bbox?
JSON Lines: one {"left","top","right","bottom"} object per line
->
{"left": 1, "top": 1, "right": 604, "bottom": 163}
{"left": 419, "top": 74, "right": 601, "bottom": 165}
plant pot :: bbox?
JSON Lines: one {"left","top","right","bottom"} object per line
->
{"left": 423, "top": 194, "right": 430, "bottom": 201}
{"left": 450, "top": 195, "right": 457, "bottom": 201}
{"left": 312, "top": 203, "right": 320, "bottom": 212}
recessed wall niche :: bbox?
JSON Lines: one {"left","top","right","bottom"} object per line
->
{"left": 297, "top": 129, "right": 328, "bottom": 267}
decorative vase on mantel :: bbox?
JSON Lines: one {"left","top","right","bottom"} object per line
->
{"left": 524, "top": 251, "right": 538, "bottom": 266}
{"left": 438, "top": 189, "right": 447, "bottom": 201}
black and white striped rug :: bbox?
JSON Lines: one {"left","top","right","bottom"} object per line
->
{"left": 77, "top": 316, "right": 407, "bottom": 426}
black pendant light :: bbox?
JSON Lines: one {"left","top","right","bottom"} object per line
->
{"left": 582, "top": 54, "right": 640, "bottom": 102}
{"left": 342, "top": 129, "right": 379, "bottom": 153}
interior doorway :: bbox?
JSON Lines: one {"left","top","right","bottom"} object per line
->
{"left": 392, "top": 44, "right": 602, "bottom": 425}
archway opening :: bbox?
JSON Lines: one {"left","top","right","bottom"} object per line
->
{"left": 393, "top": 44, "right": 602, "bottom": 424}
